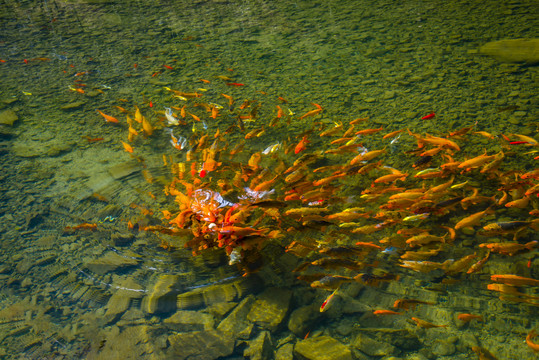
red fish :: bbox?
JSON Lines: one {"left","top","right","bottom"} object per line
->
{"left": 295, "top": 136, "right": 309, "bottom": 154}
{"left": 421, "top": 112, "right": 436, "bottom": 120}
{"left": 226, "top": 82, "right": 244, "bottom": 86}
{"left": 509, "top": 141, "right": 529, "bottom": 145}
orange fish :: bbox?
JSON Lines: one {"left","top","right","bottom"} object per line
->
{"left": 96, "top": 109, "right": 119, "bottom": 123}
{"left": 142, "top": 116, "right": 154, "bottom": 136}
{"left": 411, "top": 317, "right": 448, "bottom": 329}
{"left": 320, "top": 287, "right": 339, "bottom": 313}
{"left": 355, "top": 127, "right": 384, "bottom": 136}
{"left": 373, "top": 309, "right": 401, "bottom": 315}
{"left": 295, "top": 136, "right": 309, "bottom": 154}
{"left": 457, "top": 313, "right": 483, "bottom": 322}
{"left": 526, "top": 329, "right": 539, "bottom": 352}
{"left": 64, "top": 223, "right": 97, "bottom": 231}
{"left": 121, "top": 141, "right": 134, "bottom": 153}
{"left": 394, "top": 299, "right": 435, "bottom": 310}
{"left": 490, "top": 274, "right": 539, "bottom": 287}
{"left": 299, "top": 104, "right": 323, "bottom": 119}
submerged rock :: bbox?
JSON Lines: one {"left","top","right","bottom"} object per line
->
{"left": 164, "top": 310, "right": 215, "bottom": 332}
{"left": 85, "top": 252, "right": 138, "bottom": 275}
{"left": 247, "top": 287, "right": 292, "bottom": 331}
{"left": 479, "top": 38, "right": 539, "bottom": 64}
{"left": 217, "top": 295, "right": 255, "bottom": 339}
{"left": 288, "top": 304, "right": 321, "bottom": 338}
{"left": 104, "top": 278, "right": 144, "bottom": 322}
{"left": 168, "top": 329, "right": 234, "bottom": 360}
{"left": 143, "top": 274, "right": 181, "bottom": 314}
{"left": 294, "top": 336, "right": 353, "bottom": 360}
{"left": 352, "top": 332, "right": 396, "bottom": 357}
{"left": 0, "top": 109, "right": 18, "bottom": 126}
{"left": 243, "top": 330, "right": 274, "bottom": 360}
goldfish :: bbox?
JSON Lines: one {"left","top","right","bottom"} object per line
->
{"left": 350, "top": 148, "right": 386, "bottom": 165}
{"left": 295, "top": 135, "right": 309, "bottom": 154}
{"left": 490, "top": 274, "right": 539, "bottom": 287}
{"left": 320, "top": 123, "right": 343, "bottom": 137}
{"left": 299, "top": 103, "right": 323, "bottom": 119}
{"left": 405, "top": 232, "right": 446, "bottom": 248}
{"left": 164, "top": 107, "right": 180, "bottom": 125}
{"left": 310, "top": 275, "right": 353, "bottom": 290}
{"left": 411, "top": 317, "right": 447, "bottom": 328}
{"left": 373, "top": 310, "right": 401, "bottom": 315}
{"left": 466, "top": 250, "right": 490, "bottom": 274}
{"left": 355, "top": 126, "right": 384, "bottom": 136}
{"left": 320, "top": 287, "right": 340, "bottom": 312}
{"left": 400, "top": 259, "right": 452, "bottom": 272}
{"left": 142, "top": 116, "right": 154, "bottom": 136}
{"left": 284, "top": 207, "right": 329, "bottom": 217}
{"left": 504, "top": 196, "right": 530, "bottom": 209}
{"left": 310, "top": 258, "right": 366, "bottom": 271}
{"left": 521, "top": 169, "right": 539, "bottom": 180}
{"left": 481, "top": 220, "right": 539, "bottom": 240}
{"left": 526, "top": 329, "right": 539, "bottom": 352}
{"left": 402, "top": 213, "right": 430, "bottom": 222}
{"left": 383, "top": 129, "right": 404, "bottom": 139}
{"left": 457, "top": 313, "right": 483, "bottom": 322}
{"left": 454, "top": 207, "right": 494, "bottom": 230}
{"left": 471, "top": 346, "right": 498, "bottom": 360}
{"left": 64, "top": 223, "right": 97, "bottom": 231}
{"left": 457, "top": 150, "right": 494, "bottom": 171}
{"left": 409, "top": 131, "right": 460, "bottom": 151}
{"left": 96, "top": 109, "right": 119, "bottom": 123}
{"left": 219, "top": 226, "right": 267, "bottom": 238}
{"left": 509, "top": 133, "right": 538, "bottom": 146}
{"left": 421, "top": 112, "right": 436, "bottom": 120}
{"left": 121, "top": 141, "right": 134, "bottom": 153}
{"left": 393, "top": 299, "right": 435, "bottom": 310}
{"left": 479, "top": 241, "right": 537, "bottom": 256}
{"left": 374, "top": 172, "right": 409, "bottom": 184}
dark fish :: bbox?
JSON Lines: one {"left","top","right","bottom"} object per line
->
{"left": 435, "top": 197, "right": 463, "bottom": 209}
{"left": 413, "top": 155, "right": 432, "bottom": 168}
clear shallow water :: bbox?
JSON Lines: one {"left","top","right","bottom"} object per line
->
{"left": 0, "top": 0, "right": 537, "bottom": 359}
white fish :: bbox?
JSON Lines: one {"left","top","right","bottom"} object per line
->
{"left": 262, "top": 142, "right": 281, "bottom": 155}
{"left": 165, "top": 128, "right": 187, "bottom": 150}
{"left": 165, "top": 107, "right": 180, "bottom": 126}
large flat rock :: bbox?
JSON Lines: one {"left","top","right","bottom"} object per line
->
{"left": 479, "top": 38, "right": 539, "bottom": 64}
{"left": 294, "top": 336, "right": 353, "bottom": 360}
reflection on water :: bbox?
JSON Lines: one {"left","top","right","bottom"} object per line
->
{"left": 0, "top": 0, "right": 538, "bottom": 359}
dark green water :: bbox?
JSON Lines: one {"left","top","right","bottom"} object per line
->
{"left": 0, "top": 1, "right": 537, "bottom": 359}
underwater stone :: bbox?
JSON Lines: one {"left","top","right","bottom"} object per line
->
{"left": 352, "top": 333, "right": 396, "bottom": 357}
{"left": 107, "top": 161, "right": 143, "bottom": 180}
{"left": 144, "top": 274, "right": 181, "bottom": 314}
{"left": 275, "top": 343, "right": 294, "bottom": 360}
{"left": 243, "top": 330, "right": 274, "bottom": 360}
{"left": 60, "top": 101, "right": 86, "bottom": 110}
{"left": 479, "top": 38, "right": 539, "bottom": 64}
{"left": 0, "top": 109, "right": 18, "bottom": 126}
{"left": 384, "top": 329, "right": 421, "bottom": 350}
{"left": 111, "top": 232, "right": 135, "bottom": 246}
{"left": 164, "top": 310, "right": 215, "bottom": 332}
{"left": 294, "top": 336, "right": 353, "bottom": 360}
{"left": 104, "top": 278, "right": 143, "bottom": 322}
{"left": 85, "top": 252, "right": 138, "bottom": 275}
{"left": 204, "top": 301, "right": 237, "bottom": 318}
{"left": 288, "top": 304, "right": 321, "bottom": 338}
{"left": 247, "top": 287, "right": 291, "bottom": 332}
{"left": 168, "top": 330, "right": 234, "bottom": 360}
{"left": 217, "top": 295, "right": 255, "bottom": 339}
{"left": 431, "top": 338, "right": 456, "bottom": 356}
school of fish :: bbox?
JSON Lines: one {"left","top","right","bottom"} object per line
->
{"left": 89, "top": 77, "right": 538, "bottom": 355}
